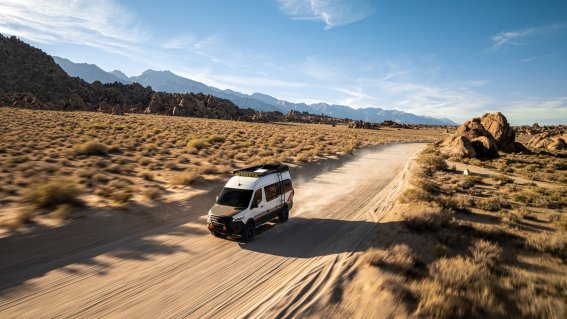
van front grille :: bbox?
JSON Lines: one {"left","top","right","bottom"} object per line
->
{"left": 209, "top": 214, "right": 232, "bottom": 226}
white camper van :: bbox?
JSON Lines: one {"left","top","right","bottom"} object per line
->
{"left": 207, "top": 164, "right": 294, "bottom": 242}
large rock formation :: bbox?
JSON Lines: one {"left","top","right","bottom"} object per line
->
{"left": 440, "top": 135, "right": 477, "bottom": 158}
{"left": 450, "top": 118, "right": 499, "bottom": 158}
{"left": 481, "top": 112, "right": 515, "bottom": 151}
{"left": 440, "top": 112, "right": 529, "bottom": 159}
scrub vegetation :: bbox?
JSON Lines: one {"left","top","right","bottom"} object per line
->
{"left": 336, "top": 145, "right": 567, "bottom": 318}
{"left": 0, "top": 107, "right": 444, "bottom": 231}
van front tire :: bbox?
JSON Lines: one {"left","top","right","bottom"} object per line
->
{"left": 242, "top": 221, "right": 255, "bottom": 243}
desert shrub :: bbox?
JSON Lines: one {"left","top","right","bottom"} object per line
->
{"left": 437, "top": 194, "right": 473, "bottom": 211}
{"left": 139, "top": 172, "right": 154, "bottom": 181}
{"left": 417, "top": 153, "right": 448, "bottom": 176}
{"left": 92, "top": 173, "right": 109, "bottom": 184}
{"left": 411, "top": 178, "right": 439, "bottom": 193}
{"left": 172, "top": 172, "right": 201, "bottom": 186}
{"left": 510, "top": 189, "right": 545, "bottom": 206}
{"left": 364, "top": 244, "right": 416, "bottom": 274}
{"left": 144, "top": 187, "right": 163, "bottom": 201}
{"left": 110, "top": 188, "right": 133, "bottom": 204}
{"left": 416, "top": 256, "right": 500, "bottom": 319}
{"left": 28, "top": 179, "right": 81, "bottom": 208}
{"left": 401, "top": 203, "right": 453, "bottom": 231}
{"left": 514, "top": 288, "right": 566, "bottom": 319}
{"left": 526, "top": 231, "right": 567, "bottom": 259}
{"left": 73, "top": 141, "right": 108, "bottom": 156}
{"left": 106, "top": 164, "right": 123, "bottom": 174}
{"left": 470, "top": 240, "right": 502, "bottom": 269}
{"left": 138, "top": 157, "right": 151, "bottom": 166}
{"left": 177, "top": 155, "right": 190, "bottom": 164}
{"left": 164, "top": 162, "right": 178, "bottom": 170}
{"left": 208, "top": 135, "right": 226, "bottom": 143}
{"left": 553, "top": 214, "right": 567, "bottom": 230}
{"left": 476, "top": 197, "right": 509, "bottom": 212}
{"left": 458, "top": 175, "right": 483, "bottom": 188}
{"left": 187, "top": 138, "right": 209, "bottom": 150}
{"left": 399, "top": 188, "right": 432, "bottom": 203}
{"left": 491, "top": 174, "right": 513, "bottom": 185}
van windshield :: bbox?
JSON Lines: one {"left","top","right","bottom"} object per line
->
{"left": 216, "top": 188, "right": 253, "bottom": 208}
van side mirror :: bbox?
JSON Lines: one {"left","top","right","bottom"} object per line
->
{"left": 215, "top": 196, "right": 219, "bottom": 202}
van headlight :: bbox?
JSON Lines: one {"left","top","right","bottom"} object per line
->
{"left": 232, "top": 215, "right": 244, "bottom": 222}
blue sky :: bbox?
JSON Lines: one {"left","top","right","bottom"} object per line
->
{"left": 0, "top": 0, "right": 566, "bottom": 124}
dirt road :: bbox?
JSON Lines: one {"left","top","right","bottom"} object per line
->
{"left": 0, "top": 143, "right": 423, "bottom": 318}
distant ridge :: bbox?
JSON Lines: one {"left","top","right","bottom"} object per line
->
{"left": 55, "top": 58, "right": 457, "bottom": 125}
{"left": 0, "top": 34, "right": 255, "bottom": 120}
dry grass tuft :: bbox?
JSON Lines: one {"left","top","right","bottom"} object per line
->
{"left": 364, "top": 244, "right": 417, "bottom": 273}
{"left": 525, "top": 231, "right": 567, "bottom": 260}
{"left": 470, "top": 239, "right": 502, "bottom": 269}
{"left": 27, "top": 179, "right": 81, "bottom": 208}
{"left": 398, "top": 188, "right": 432, "bottom": 203}
{"left": 416, "top": 153, "right": 448, "bottom": 176}
{"left": 400, "top": 202, "right": 453, "bottom": 231}
{"left": 144, "top": 187, "right": 163, "bottom": 201}
{"left": 73, "top": 141, "right": 108, "bottom": 156}
{"left": 172, "top": 172, "right": 201, "bottom": 186}
{"left": 415, "top": 256, "right": 500, "bottom": 319}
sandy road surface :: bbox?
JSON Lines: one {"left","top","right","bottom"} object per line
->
{"left": 0, "top": 143, "right": 423, "bottom": 318}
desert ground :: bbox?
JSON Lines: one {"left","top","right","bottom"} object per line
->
{"left": 0, "top": 107, "right": 444, "bottom": 234}
{"left": 1, "top": 142, "right": 422, "bottom": 318}
{"left": 330, "top": 145, "right": 567, "bottom": 318}
{"left": 0, "top": 107, "right": 565, "bottom": 318}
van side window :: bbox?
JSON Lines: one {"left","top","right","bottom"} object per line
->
{"left": 283, "top": 179, "right": 292, "bottom": 193}
{"left": 251, "top": 189, "right": 262, "bottom": 208}
{"left": 264, "top": 183, "right": 279, "bottom": 202}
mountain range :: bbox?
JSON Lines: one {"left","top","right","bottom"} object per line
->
{"left": 53, "top": 56, "right": 457, "bottom": 125}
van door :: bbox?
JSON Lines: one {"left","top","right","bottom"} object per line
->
{"left": 260, "top": 182, "right": 282, "bottom": 224}
{"left": 249, "top": 188, "right": 264, "bottom": 223}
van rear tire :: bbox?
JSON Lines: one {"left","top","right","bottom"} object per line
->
{"left": 278, "top": 206, "right": 289, "bottom": 223}
{"left": 242, "top": 221, "right": 255, "bottom": 243}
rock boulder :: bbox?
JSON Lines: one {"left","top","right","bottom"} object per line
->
{"left": 481, "top": 112, "right": 515, "bottom": 151}
{"left": 440, "top": 135, "right": 477, "bottom": 158}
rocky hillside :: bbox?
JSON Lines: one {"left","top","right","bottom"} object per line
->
{"left": 0, "top": 34, "right": 254, "bottom": 120}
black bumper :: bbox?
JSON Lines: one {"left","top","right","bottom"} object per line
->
{"left": 208, "top": 216, "right": 245, "bottom": 236}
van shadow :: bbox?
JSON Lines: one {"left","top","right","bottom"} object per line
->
{"left": 239, "top": 217, "right": 401, "bottom": 258}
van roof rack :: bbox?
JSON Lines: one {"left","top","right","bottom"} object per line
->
{"left": 233, "top": 164, "right": 289, "bottom": 177}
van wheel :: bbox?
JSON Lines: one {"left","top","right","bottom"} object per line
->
{"left": 242, "top": 221, "right": 255, "bottom": 243}
{"left": 279, "top": 206, "right": 289, "bottom": 223}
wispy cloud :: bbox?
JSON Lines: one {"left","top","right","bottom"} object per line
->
{"left": 498, "top": 97, "right": 567, "bottom": 125}
{"left": 0, "top": 0, "right": 148, "bottom": 55}
{"left": 486, "top": 23, "right": 565, "bottom": 53}
{"left": 276, "top": 0, "right": 375, "bottom": 30}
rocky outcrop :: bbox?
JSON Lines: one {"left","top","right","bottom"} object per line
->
{"left": 470, "top": 136, "right": 498, "bottom": 158}
{"left": 547, "top": 138, "right": 566, "bottom": 150}
{"left": 481, "top": 112, "right": 515, "bottom": 151}
{"left": 526, "top": 132, "right": 567, "bottom": 150}
{"left": 440, "top": 112, "right": 529, "bottom": 160}
{"left": 451, "top": 118, "right": 499, "bottom": 158}
{"left": 440, "top": 135, "right": 477, "bottom": 158}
